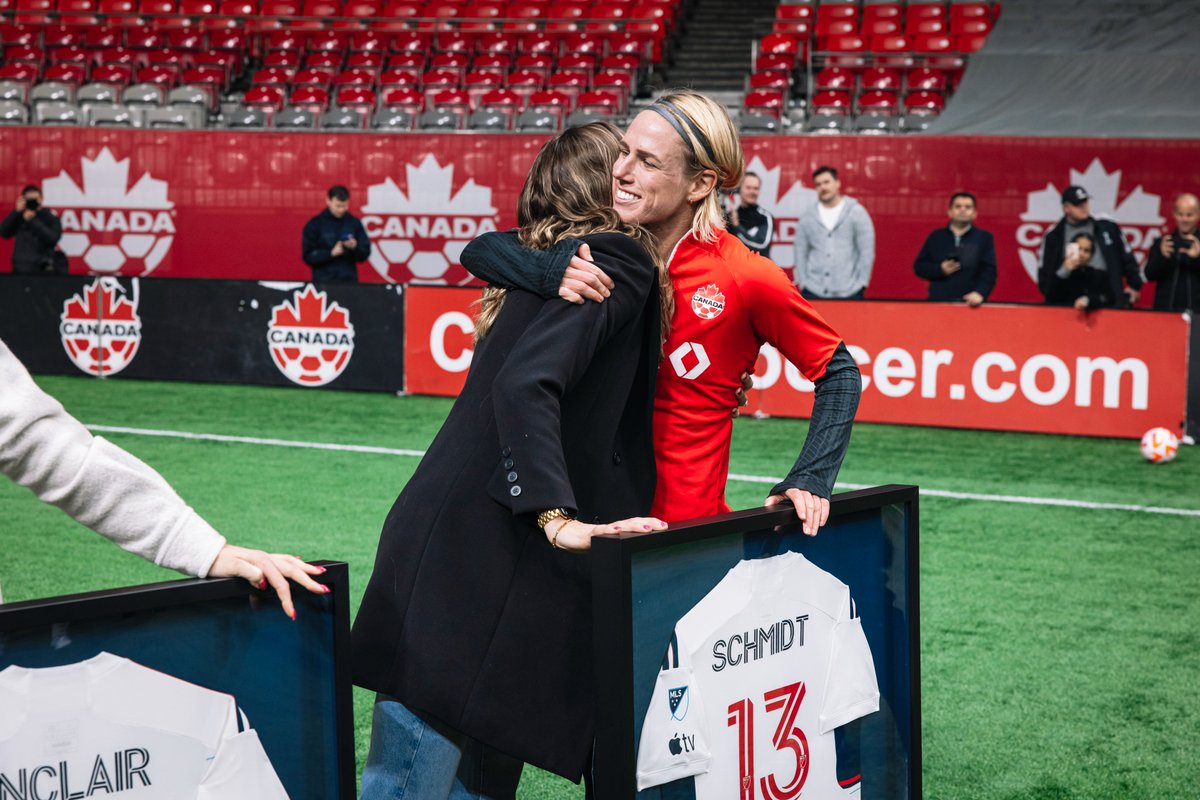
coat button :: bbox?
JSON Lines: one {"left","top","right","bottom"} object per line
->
{"left": 502, "top": 446, "right": 511, "bottom": 457}
{"left": 504, "top": 459, "right": 514, "bottom": 469}
{"left": 507, "top": 471, "right": 518, "bottom": 482}
{"left": 612, "top": 452, "right": 622, "bottom": 465}
{"left": 510, "top": 485, "right": 522, "bottom": 497}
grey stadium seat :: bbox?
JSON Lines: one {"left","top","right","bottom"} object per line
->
{"left": 467, "top": 109, "right": 508, "bottom": 131}
{"left": 76, "top": 83, "right": 119, "bottom": 107}
{"left": 123, "top": 83, "right": 165, "bottom": 107}
{"left": 514, "top": 109, "right": 557, "bottom": 132}
{"left": 738, "top": 112, "right": 780, "bottom": 135}
{"left": 806, "top": 114, "right": 850, "bottom": 135}
{"left": 0, "top": 100, "right": 29, "bottom": 125}
{"left": 274, "top": 107, "right": 316, "bottom": 129}
{"left": 168, "top": 86, "right": 210, "bottom": 128}
{"left": 34, "top": 101, "right": 81, "bottom": 126}
{"left": 320, "top": 108, "right": 362, "bottom": 129}
{"left": 565, "top": 110, "right": 605, "bottom": 129}
{"left": 87, "top": 104, "right": 135, "bottom": 127}
{"left": 30, "top": 81, "right": 74, "bottom": 106}
{"left": 144, "top": 107, "right": 194, "bottom": 128}
{"left": 854, "top": 113, "right": 900, "bottom": 134}
{"left": 417, "top": 109, "right": 460, "bottom": 131}
{"left": 372, "top": 108, "right": 412, "bottom": 131}
{"left": 0, "top": 80, "right": 28, "bottom": 104}
{"left": 225, "top": 106, "right": 268, "bottom": 128}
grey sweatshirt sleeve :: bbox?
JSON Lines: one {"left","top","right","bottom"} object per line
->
{"left": 460, "top": 229, "right": 583, "bottom": 298}
{"left": 769, "top": 342, "right": 861, "bottom": 500}
{"left": 853, "top": 205, "right": 875, "bottom": 292}
{"left": 0, "top": 339, "right": 226, "bottom": 577}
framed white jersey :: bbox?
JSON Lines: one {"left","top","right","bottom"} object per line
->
{"left": 0, "top": 652, "right": 288, "bottom": 800}
{"left": 636, "top": 552, "right": 879, "bottom": 799}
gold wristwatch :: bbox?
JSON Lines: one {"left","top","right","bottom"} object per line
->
{"left": 537, "top": 508, "right": 573, "bottom": 529}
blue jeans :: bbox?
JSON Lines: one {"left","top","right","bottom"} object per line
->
{"left": 361, "top": 696, "right": 524, "bottom": 800}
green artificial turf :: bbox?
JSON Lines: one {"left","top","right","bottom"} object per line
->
{"left": 1, "top": 375, "right": 1196, "bottom": 798}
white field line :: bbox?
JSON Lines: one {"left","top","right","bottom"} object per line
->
{"left": 88, "top": 425, "right": 1200, "bottom": 519}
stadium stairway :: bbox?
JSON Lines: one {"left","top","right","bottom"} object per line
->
{"left": 658, "top": 0, "right": 778, "bottom": 91}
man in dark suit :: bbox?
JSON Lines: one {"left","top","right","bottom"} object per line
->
{"left": 913, "top": 191, "right": 996, "bottom": 306}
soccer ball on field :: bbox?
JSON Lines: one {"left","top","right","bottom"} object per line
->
{"left": 1139, "top": 427, "right": 1179, "bottom": 464}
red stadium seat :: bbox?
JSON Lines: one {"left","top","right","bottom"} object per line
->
{"left": 181, "top": 63, "right": 225, "bottom": 90}
{"left": 244, "top": 84, "right": 286, "bottom": 118}
{"left": 427, "top": 86, "right": 469, "bottom": 120}
{"left": 814, "top": 67, "right": 853, "bottom": 90}
{"left": 346, "top": 51, "right": 384, "bottom": 73}
{"left": 43, "top": 24, "right": 85, "bottom": 46}
{"left": 0, "top": 22, "right": 43, "bottom": 46}
{"left": 906, "top": 67, "right": 947, "bottom": 92}
{"left": 421, "top": 67, "right": 461, "bottom": 89}
{"left": 600, "top": 53, "right": 639, "bottom": 73}
{"left": 380, "top": 84, "right": 423, "bottom": 114}
{"left": 98, "top": 0, "right": 142, "bottom": 23}
{"left": 6, "top": 44, "right": 45, "bottom": 67}
{"left": 290, "top": 84, "right": 330, "bottom": 111}
{"left": 861, "top": 2, "right": 900, "bottom": 23}
{"left": 775, "top": 3, "right": 812, "bottom": 21}
{"left": 561, "top": 31, "right": 603, "bottom": 56}
{"left": 293, "top": 66, "right": 335, "bottom": 87}
{"left": 308, "top": 31, "right": 349, "bottom": 51}
{"left": 92, "top": 62, "right": 134, "bottom": 84}
{"left": 58, "top": 0, "right": 100, "bottom": 25}
{"left": 125, "top": 28, "right": 165, "bottom": 48}
{"left": 386, "top": 51, "right": 425, "bottom": 69}
{"left": 857, "top": 88, "right": 897, "bottom": 113}
{"left": 343, "top": 0, "right": 380, "bottom": 17}
{"left": 819, "top": 34, "right": 866, "bottom": 52}
{"left": 429, "top": 52, "right": 469, "bottom": 74}
{"left": 44, "top": 62, "right": 87, "bottom": 85}
{"left": 253, "top": 66, "right": 294, "bottom": 85}
{"left": 957, "top": 33, "right": 988, "bottom": 53}
{"left": 502, "top": 2, "right": 544, "bottom": 32}
{"left": 906, "top": 2, "right": 946, "bottom": 25}
{"left": 464, "top": 67, "right": 501, "bottom": 105}
{"left": 433, "top": 30, "right": 472, "bottom": 52}
{"left": 218, "top": 0, "right": 254, "bottom": 14}
{"left": 742, "top": 87, "right": 784, "bottom": 119}
{"left": 757, "top": 33, "right": 801, "bottom": 61}
{"left": 557, "top": 52, "right": 595, "bottom": 73}
{"left": 350, "top": 31, "right": 386, "bottom": 51}
{"left": 547, "top": 68, "right": 587, "bottom": 102}
{"left": 952, "top": 17, "right": 991, "bottom": 36}
{"left": 909, "top": 18, "right": 947, "bottom": 36}
{"left": 137, "top": 64, "right": 179, "bottom": 86}
{"left": 816, "top": 19, "right": 857, "bottom": 38}
{"left": 179, "top": 0, "right": 216, "bottom": 14}
{"left": 391, "top": 31, "right": 433, "bottom": 52}
{"left": 506, "top": 67, "right": 544, "bottom": 90}
{"left": 475, "top": 31, "right": 517, "bottom": 55}
{"left": 207, "top": 29, "right": 246, "bottom": 50}
{"left": 860, "top": 66, "right": 901, "bottom": 91}
{"left": 527, "top": 87, "right": 570, "bottom": 121}
{"left": 167, "top": 27, "right": 207, "bottom": 49}
{"left": 904, "top": 89, "right": 945, "bottom": 114}
{"left": 913, "top": 34, "right": 953, "bottom": 54}
{"left": 517, "top": 31, "right": 559, "bottom": 55}
{"left": 748, "top": 70, "right": 788, "bottom": 92}
{"left": 772, "top": 20, "right": 810, "bottom": 36}
{"left": 591, "top": 71, "right": 628, "bottom": 111}
{"left": 333, "top": 67, "right": 375, "bottom": 85}
{"left": 14, "top": 0, "right": 55, "bottom": 27}
{"left": 754, "top": 53, "right": 793, "bottom": 76}
{"left": 576, "top": 89, "right": 619, "bottom": 116}
{"left": 607, "top": 31, "right": 657, "bottom": 62}
{"left": 472, "top": 52, "right": 510, "bottom": 70}
{"left": 862, "top": 18, "right": 899, "bottom": 37}
{"left": 583, "top": 4, "right": 626, "bottom": 34}
{"left": 810, "top": 89, "right": 851, "bottom": 115}
{"left": 0, "top": 63, "right": 40, "bottom": 84}
{"left": 335, "top": 85, "right": 375, "bottom": 116}
{"left": 49, "top": 45, "right": 89, "bottom": 66}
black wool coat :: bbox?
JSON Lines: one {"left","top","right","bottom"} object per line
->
{"left": 351, "top": 232, "right": 660, "bottom": 781}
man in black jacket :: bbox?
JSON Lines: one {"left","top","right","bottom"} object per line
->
{"left": 0, "top": 185, "right": 63, "bottom": 274}
{"left": 1145, "top": 192, "right": 1200, "bottom": 312}
{"left": 300, "top": 184, "right": 371, "bottom": 283}
{"left": 1038, "top": 185, "right": 1142, "bottom": 308}
{"left": 725, "top": 171, "right": 774, "bottom": 256}
{"left": 913, "top": 191, "right": 996, "bottom": 306}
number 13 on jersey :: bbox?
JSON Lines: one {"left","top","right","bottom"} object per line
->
{"left": 728, "top": 682, "right": 810, "bottom": 800}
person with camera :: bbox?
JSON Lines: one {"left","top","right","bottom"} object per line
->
{"left": 1039, "top": 185, "right": 1142, "bottom": 308}
{"left": 1144, "top": 192, "right": 1200, "bottom": 312}
{"left": 0, "top": 185, "right": 64, "bottom": 274}
{"left": 725, "top": 171, "right": 775, "bottom": 256}
{"left": 913, "top": 191, "right": 996, "bottom": 306}
{"left": 301, "top": 184, "right": 371, "bottom": 283}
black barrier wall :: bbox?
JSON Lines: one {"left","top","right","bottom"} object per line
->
{"left": 0, "top": 275, "right": 404, "bottom": 392}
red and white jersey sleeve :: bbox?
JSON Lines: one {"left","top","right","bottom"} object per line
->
{"left": 651, "top": 231, "right": 843, "bottom": 522}
{"left": 636, "top": 552, "right": 879, "bottom": 800}
{"left": 0, "top": 652, "right": 289, "bottom": 800}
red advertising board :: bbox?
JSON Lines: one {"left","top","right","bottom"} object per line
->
{"left": 403, "top": 288, "right": 1189, "bottom": 438}
{"left": 3, "top": 130, "right": 1197, "bottom": 305}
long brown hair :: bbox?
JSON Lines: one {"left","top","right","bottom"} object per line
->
{"left": 474, "top": 122, "right": 673, "bottom": 344}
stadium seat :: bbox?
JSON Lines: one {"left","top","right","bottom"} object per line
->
{"left": 564, "top": 108, "right": 607, "bottom": 128}
{"left": 0, "top": 80, "right": 29, "bottom": 105}
{"left": 806, "top": 113, "right": 849, "bottom": 134}
{"left": 44, "top": 63, "right": 87, "bottom": 87}
{"left": 502, "top": 3, "right": 544, "bottom": 33}
{"left": 379, "top": 67, "right": 420, "bottom": 86}
{"left": 387, "top": 51, "right": 426, "bottom": 70}
{"left": 816, "top": 19, "right": 857, "bottom": 38}
{"left": 906, "top": 67, "right": 947, "bottom": 92}
{"left": 380, "top": 85, "right": 423, "bottom": 115}
{"left": 476, "top": 86, "right": 519, "bottom": 121}
{"left": 909, "top": 18, "right": 947, "bottom": 36}
{"left": 517, "top": 31, "right": 558, "bottom": 56}
{"left": 346, "top": 52, "right": 384, "bottom": 74}
{"left": 904, "top": 89, "right": 946, "bottom": 115}
{"left": 290, "top": 84, "right": 330, "bottom": 113}
{"left": 87, "top": 103, "right": 135, "bottom": 125}
{"left": 137, "top": 65, "right": 179, "bottom": 87}
{"left": 819, "top": 34, "right": 866, "bottom": 52}
{"left": 547, "top": 70, "right": 588, "bottom": 102}
{"left": 854, "top": 112, "right": 899, "bottom": 134}
{"left": 527, "top": 88, "right": 570, "bottom": 121}
{"left": 743, "top": 88, "right": 785, "bottom": 119}
{"left": 862, "top": 17, "right": 900, "bottom": 37}
{"left": 306, "top": 51, "right": 344, "bottom": 70}
{"left": 169, "top": 28, "right": 208, "bottom": 50}
{"left": 263, "top": 52, "right": 302, "bottom": 71}
{"left": 123, "top": 81, "right": 165, "bottom": 106}
{"left": 273, "top": 105, "right": 315, "bottom": 128}
{"left": 814, "top": 67, "right": 854, "bottom": 91}
{"left": 514, "top": 107, "right": 555, "bottom": 131}
{"left": 49, "top": 46, "right": 90, "bottom": 69}
{"left": 857, "top": 89, "right": 898, "bottom": 114}
{"left": 913, "top": 34, "right": 954, "bottom": 54}
{"left": 561, "top": 31, "right": 604, "bottom": 57}
{"left": 575, "top": 89, "right": 619, "bottom": 116}
{"left": 293, "top": 67, "right": 336, "bottom": 88}
{"left": 429, "top": 52, "right": 470, "bottom": 75}
{"left": 748, "top": 71, "right": 788, "bottom": 92}
{"left": 30, "top": 80, "right": 74, "bottom": 105}
{"left": 464, "top": 69, "right": 502, "bottom": 105}
{"left": 243, "top": 85, "right": 286, "bottom": 120}
{"left": 738, "top": 112, "right": 779, "bottom": 135}
{"left": 513, "top": 53, "right": 553, "bottom": 76}
{"left": 253, "top": 67, "right": 294, "bottom": 86}
{"left": 166, "top": 83, "right": 210, "bottom": 123}
{"left": 368, "top": 107, "right": 409, "bottom": 130}
{"left": 335, "top": 85, "right": 375, "bottom": 119}
{"left": 92, "top": 64, "right": 134, "bottom": 86}
{"left": 334, "top": 68, "right": 376, "bottom": 87}
{"left": 860, "top": 67, "right": 901, "bottom": 91}
{"left": 33, "top": 99, "right": 81, "bottom": 124}
{"left": 416, "top": 108, "right": 459, "bottom": 130}
{"left": 757, "top": 33, "right": 801, "bottom": 64}
{"left": 77, "top": 81, "right": 119, "bottom": 105}
{"left": 144, "top": 105, "right": 194, "bottom": 126}
{"left": 0, "top": 99, "right": 30, "bottom": 124}
{"left": 0, "top": 64, "right": 40, "bottom": 88}
{"left": 558, "top": 53, "right": 597, "bottom": 73}
{"left": 43, "top": 24, "right": 85, "bottom": 47}
{"left": 473, "top": 53, "right": 511, "bottom": 71}
{"left": 467, "top": 107, "right": 507, "bottom": 130}
{"left": 810, "top": 89, "right": 851, "bottom": 115}
{"left": 958, "top": 33, "right": 988, "bottom": 53}
{"left": 226, "top": 105, "right": 267, "bottom": 127}
{"left": 126, "top": 29, "right": 165, "bottom": 49}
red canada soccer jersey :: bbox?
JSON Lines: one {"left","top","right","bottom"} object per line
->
{"left": 650, "top": 230, "right": 843, "bottom": 522}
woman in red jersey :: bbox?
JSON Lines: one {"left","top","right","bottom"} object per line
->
{"left": 463, "top": 89, "right": 861, "bottom": 534}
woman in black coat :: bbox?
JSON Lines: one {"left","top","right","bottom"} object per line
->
{"left": 352, "top": 122, "right": 671, "bottom": 798}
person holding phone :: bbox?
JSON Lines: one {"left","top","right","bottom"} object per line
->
{"left": 1145, "top": 192, "right": 1200, "bottom": 312}
{"left": 300, "top": 185, "right": 371, "bottom": 283}
{"left": 0, "top": 185, "right": 63, "bottom": 274}
{"left": 913, "top": 191, "right": 996, "bottom": 306}
{"left": 1039, "top": 185, "right": 1142, "bottom": 307}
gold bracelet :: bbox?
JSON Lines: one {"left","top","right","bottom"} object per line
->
{"left": 537, "top": 507, "right": 570, "bottom": 530}
{"left": 551, "top": 517, "right": 574, "bottom": 550}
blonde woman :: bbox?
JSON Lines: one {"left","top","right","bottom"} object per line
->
{"left": 352, "top": 123, "right": 671, "bottom": 798}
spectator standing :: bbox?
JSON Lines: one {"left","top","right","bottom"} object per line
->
{"left": 0, "top": 185, "right": 63, "bottom": 274}
{"left": 726, "top": 172, "right": 775, "bottom": 256}
{"left": 793, "top": 166, "right": 875, "bottom": 299}
{"left": 1145, "top": 192, "right": 1200, "bottom": 312}
{"left": 913, "top": 192, "right": 996, "bottom": 306}
{"left": 1039, "top": 185, "right": 1141, "bottom": 308}
{"left": 301, "top": 185, "right": 371, "bottom": 283}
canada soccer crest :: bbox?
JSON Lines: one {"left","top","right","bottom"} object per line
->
{"left": 360, "top": 155, "right": 499, "bottom": 286}
{"left": 691, "top": 283, "right": 726, "bottom": 320}
{"left": 267, "top": 285, "right": 355, "bottom": 387}
{"left": 59, "top": 278, "right": 142, "bottom": 376}
{"left": 42, "top": 148, "right": 176, "bottom": 276}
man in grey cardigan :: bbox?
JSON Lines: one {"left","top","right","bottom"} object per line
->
{"left": 793, "top": 166, "right": 875, "bottom": 299}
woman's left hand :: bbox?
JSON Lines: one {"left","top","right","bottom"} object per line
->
{"left": 546, "top": 517, "right": 668, "bottom": 552}
{"left": 209, "top": 545, "right": 329, "bottom": 619}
